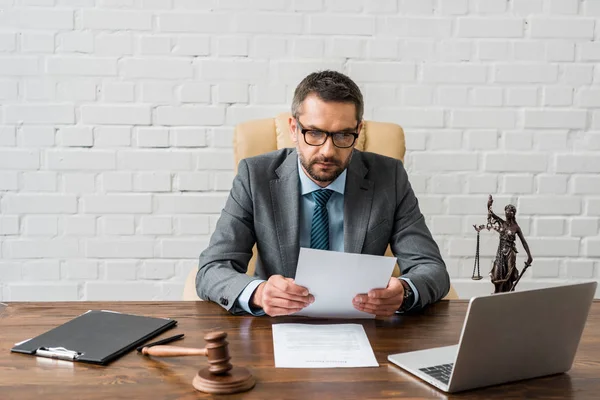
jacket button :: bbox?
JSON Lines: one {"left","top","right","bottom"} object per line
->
{"left": 220, "top": 297, "right": 229, "bottom": 306}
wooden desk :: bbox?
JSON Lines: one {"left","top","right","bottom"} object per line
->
{"left": 1, "top": 301, "right": 598, "bottom": 399}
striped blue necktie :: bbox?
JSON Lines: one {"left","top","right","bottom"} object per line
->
{"left": 310, "top": 189, "right": 334, "bottom": 250}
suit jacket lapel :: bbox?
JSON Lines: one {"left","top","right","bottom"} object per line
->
{"left": 344, "top": 151, "right": 374, "bottom": 254}
{"left": 270, "top": 149, "right": 301, "bottom": 278}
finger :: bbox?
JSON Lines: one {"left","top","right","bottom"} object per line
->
{"left": 270, "top": 276, "right": 310, "bottom": 296}
{"left": 354, "top": 295, "right": 403, "bottom": 307}
{"left": 265, "top": 296, "right": 309, "bottom": 311}
{"left": 264, "top": 285, "right": 313, "bottom": 305}
{"left": 264, "top": 306, "right": 305, "bottom": 317}
{"left": 353, "top": 303, "right": 398, "bottom": 316}
{"left": 368, "top": 279, "right": 403, "bottom": 299}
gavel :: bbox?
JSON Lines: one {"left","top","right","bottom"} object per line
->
{"left": 141, "top": 331, "right": 255, "bottom": 394}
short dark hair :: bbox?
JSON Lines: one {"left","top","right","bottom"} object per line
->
{"left": 291, "top": 70, "right": 364, "bottom": 122}
{"left": 505, "top": 204, "right": 517, "bottom": 214}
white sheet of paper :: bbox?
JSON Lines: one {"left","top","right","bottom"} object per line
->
{"left": 293, "top": 248, "right": 396, "bottom": 318}
{"left": 272, "top": 323, "right": 378, "bottom": 368}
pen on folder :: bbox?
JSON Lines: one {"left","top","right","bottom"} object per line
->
{"left": 136, "top": 333, "right": 184, "bottom": 352}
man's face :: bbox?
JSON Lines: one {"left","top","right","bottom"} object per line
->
{"left": 289, "top": 94, "right": 362, "bottom": 187}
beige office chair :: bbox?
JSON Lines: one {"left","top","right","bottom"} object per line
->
{"left": 183, "top": 112, "right": 458, "bottom": 301}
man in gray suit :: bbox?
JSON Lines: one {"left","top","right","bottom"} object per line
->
{"left": 197, "top": 71, "right": 450, "bottom": 316}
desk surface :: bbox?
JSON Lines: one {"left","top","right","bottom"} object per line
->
{"left": 1, "top": 301, "right": 598, "bottom": 400}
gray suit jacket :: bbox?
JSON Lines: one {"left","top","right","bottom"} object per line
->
{"left": 196, "top": 148, "right": 450, "bottom": 314}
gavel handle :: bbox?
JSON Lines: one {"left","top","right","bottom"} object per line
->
{"left": 141, "top": 345, "right": 208, "bottom": 357}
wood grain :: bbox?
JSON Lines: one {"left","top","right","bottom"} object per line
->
{"left": 0, "top": 300, "right": 598, "bottom": 399}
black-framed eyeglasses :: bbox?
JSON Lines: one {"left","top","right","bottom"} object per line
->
{"left": 296, "top": 119, "right": 359, "bottom": 149}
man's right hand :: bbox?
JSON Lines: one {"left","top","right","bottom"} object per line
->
{"left": 250, "top": 275, "right": 314, "bottom": 317}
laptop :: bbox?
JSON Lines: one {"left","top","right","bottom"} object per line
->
{"left": 388, "top": 282, "right": 597, "bottom": 393}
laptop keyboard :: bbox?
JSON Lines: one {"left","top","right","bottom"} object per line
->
{"left": 419, "top": 363, "right": 454, "bottom": 385}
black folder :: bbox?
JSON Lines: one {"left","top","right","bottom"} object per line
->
{"left": 11, "top": 310, "right": 177, "bottom": 365}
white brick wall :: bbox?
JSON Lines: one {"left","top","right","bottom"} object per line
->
{"left": 0, "top": 1, "right": 598, "bottom": 301}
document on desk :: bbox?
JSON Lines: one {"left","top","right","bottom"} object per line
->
{"left": 293, "top": 248, "right": 396, "bottom": 319}
{"left": 272, "top": 323, "right": 378, "bottom": 368}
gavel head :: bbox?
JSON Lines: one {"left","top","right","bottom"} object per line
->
{"left": 204, "top": 331, "right": 233, "bottom": 375}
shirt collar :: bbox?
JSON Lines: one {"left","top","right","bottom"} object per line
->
{"left": 297, "top": 157, "right": 347, "bottom": 196}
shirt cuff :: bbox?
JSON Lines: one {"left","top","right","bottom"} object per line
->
{"left": 399, "top": 277, "right": 420, "bottom": 311}
{"left": 236, "top": 279, "right": 266, "bottom": 316}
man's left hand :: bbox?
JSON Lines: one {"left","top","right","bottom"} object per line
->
{"left": 352, "top": 277, "right": 404, "bottom": 317}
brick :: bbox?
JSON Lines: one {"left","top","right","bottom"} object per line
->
{"left": 173, "top": 0, "right": 215, "bottom": 8}
{"left": 412, "top": 153, "right": 478, "bottom": 172}
{"left": 63, "top": 173, "right": 96, "bottom": 193}
{"left": 57, "top": 80, "right": 97, "bottom": 101}
{"left": 171, "top": 128, "right": 207, "bottom": 147}
{"left": 428, "top": 130, "right": 462, "bottom": 150}
{"left": 372, "top": 108, "right": 444, "bottom": 128}
{"left": 177, "top": 172, "right": 210, "bottom": 191}
{"left": 100, "top": 216, "right": 135, "bottom": 235}
{"left": 310, "top": 15, "right": 373, "bottom": 35}
{"left": 140, "top": 216, "right": 172, "bottom": 235}
{"left": 134, "top": 172, "right": 172, "bottom": 192}
{"left": 400, "top": 0, "right": 434, "bottom": 14}
{"left": 94, "top": 127, "right": 132, "bottom": 147}
{"left": 526, "top": 238, "right": 580, "bottom": 256}
{"left": 85, "top": 282, "right": 158, "bottom": 300}
{"left": 546, "top": 41, "right": 575, "bottom": 61}
{"left": 226, "top": 105, "right": 287, "bottom": 125}
{"left": 57, "top": 32, "right": 93, "bottom": 53}
{"left": 22, "top": 172, "right": 57, "bottom": 192}
{"left": 524, "top": 110, "right": 586, "bottom": 129}
{"left": 364, "top": 85, "right": 396, "bottom": 106}
{"left": 0, "top": 33, "right": 15, "bottom": 52}
{"left": 23, "top": 216, "right": 58, "bottom": 236}
{"left": 215, "top": 171, "right": 234, "bottom": 191}
{"left": 82, "top": 195, "right": 152, "bottom": 213}
{"left": 117, "top": 150, "right": 193, "bottom": 170}
{"left": 401, "top": 86, "right": 433, "bottom": 106}
{"left": 122, "top": 58, "right": 192, "bottom": 79}
{"left": 404, "top": 132, "right": 427, "bottom": 151}
{"left": 589, "top": 199, "right": 600, "bottom": 216}
{"left": 100, "top": 172, "right": 132, "bottom": 192}
{"left": 158, "top": 13, "right": 231, "bottom": 33}
{"left": 217, "top": 83, "right": 248, "bottom": 104}
{"left": 139, "top": 36, "right": 172, "bottom": 55}
{"left": 86, "top": 239, "right": 153, "bottom": 258}
{"left": 196, "top": 151, "right": 234, "bottom": 170}
{"left": 580, "top": 43, "right": 600, "bottom": 61}
{"left": 10, "top": 9, "right": 74, "bottom": 29}
{"left": 272, "top": 61, "right": 343, "bottom": 83}
{"left": 366, "top": 38, "right": 398, "bottom": 59}
{"left": 160, "top": 239, "right": 208, "bottom": 258}
{"left": 0, "top": 216, "right": 19, "bottom": 235}
{"left": 466, "top": 175, "right": 498, "bottom": 194}
{"left": 4, "top": 194, "right": 77, "bottom": 214}
{"left": 292, "top": 0, "right": 323, "bottom": 11}
{"left": 399, "top": 40, "right": 436, "bottom": 60}
{"left": 326, "top": 0, "right": 363, "bottom": 12}
{"left": 250, "top": 36, "right": 287, "bottom": 58}
{"left": 95, "top": 33, "right": 134, "bottom": 56}
{"left": 23, "top": 79, "right": 55, "bottom": 101}
{"left": 0, "top": 150, "right": 39, "bottom": 170}
{"left": 536, "top": 175, "right": 568, "bottom": 194}
{"left": 449, "top": 195, "right": 514, "bottom": 216}
{"left": 142, "top": 261, "right": 175, "bottom": 280}
{"left": 216, "top": 36, "right": 248, "bottom": 56}
{"left": 570, "top": 218, "right": 598, "bottom": 237}
{"left": 513, "top": 0, "right": 543, "bottom": 14}
{"left": 82, "top": 10, "right": 152, "bottom": 30}
{"left": 62, "top": 260, "right": 99, "bottom": 280}
{"left": 542, "top": 87, "right": 573, "bottom": 106}
{"left": 506, "top": 88, "right": 538, "bottom": 106}
{"left": 502, "top": 175, "right": 533, "bottom": 194}
{"left": 485, "top": 153, "right": 547, "bottom": 172}
{"left": 20, "top": 126, "right": 55, "bottom": 147}
{"left": 514, "top": 41, "right": 545, "bottom": 61}
{"left": 219, "top": 0, "right": 287, "bottom": 10}
{"left": 5, "top": 239, "right": 80, "bottom": 258}
{"left": 503, "top": 131, "right": 532, "bottom": 150}
{"left": 471, "top": 87, "right": 502, "bottom": 106}
{"left": 474, "top": 0, "right": 507, "bottom": 13}
{"left": 136, "top": 127, "right": 170, "bottom": 148}
{"left": 579, "top": 89, "right": 600, "bottom": 107}
{"left": 530, "top": 18, "right": 595, "bottom": 38}
{"left": 562, "top": 65, "right": 594, "bottom": 84}
{"left": 451, "top": 110, "right": 516, "bottom": 129}
{"left": 495, "top": 64, "right": 558, "bottom": 83}
{"left": 102, "top": 82, "right": 135, "bottom": 102}
{"left": 9, "top": 284, "right": 79, "bottom": 301}
{"left": 438, "top": 87, "right": 469, "bottom": 106}
{"left": 0, "top": 81, "right": 18, "bottom": 100}
{"left": 566, "top": 260, "right": 594, "bottom": 279}
{"left": 457, "top": 18, "right": 523, "bottom": 37}
{"left": 0, "top": 172, "right": 18, "bottom": 191}
{"left": 534, "top": 217, "right": 565, "bottom": 236}
{"left": 5, "top": 105, "right": 73, "bottom": 124}
{"left": 105, "top": 260, "right": 138, "bottom": 281}
{"left": 46, "top": 150, "right": 115, "bottom": 170}
{"left": 64, "top": 216, "right": 96, "bottom": 236}
{"left": 365, "top": 0, "right": 397, "bottom": 13}
{"left": 519, "top": 196, "right": 581, "bottom": 215}
{"left": 573, "top": 176, "right": 600, "bottom": 194}
{"left": 383, "top": 18, "right": 452, "bottom": 38}
{"left": 211, "top": 128, "right": 234, "bottom": 148}
{"left": 21, "top": 33, "right": 54, "bottom": 53}
{"left": 179, "top": 83, "right": 211, "bottom": 103}
{"left": 82, "top": 105, "right": 151, "bottom": 125}
{"left": 533, "top": 131, "right": 568, "bottom": 150}
{"left": 348, "top": 62, "right": 415, "bottom": 82}
{"left": 431, "top": 175, "right": 462, "bottom": 194}
{"left": 530, "top": 259, "right": 560, "bottom": 278}
{"left": 155, "top": 194, "right": 227, "bottom": 214}
{"left": 154, "top": 106, "right": 225, "bottom": 126}
{"left": 440, "top": 0, "right": 468, "bottom": 14}
{"left": 440, "top": 41, "right": 472, "bottom": 61}
{"left": 0, "top": 261, "right": 22, "bottom": 282}
{"left": 430, "top": 216, "right": 462, "bottom": 234}
{"left": 173, "top": 36, "right": 210, "bottom": 56}
{"left": 141, "top": 82, "right": 176, "bottom": 103}
{"left": 199, "top": 60, "right": 268, "bottom": 81}
{"left": 466, "top": 130, "right": 498, "bottom": 150}
{"left": 47, "top": 57, "right": 117, "bottom": 76}
{"left": 423, "top": 64, "right": 487, "bottom": 83}
{"left": 57, "top": 127, "right": 94, "bottom": 147}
